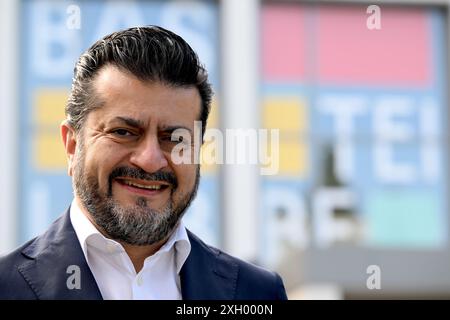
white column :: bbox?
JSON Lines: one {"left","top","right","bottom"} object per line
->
{"left": 221, "top": 0, "right": 260, "bottom": 261}
{"left": 0, "top": 0, "right": 19, "bottom": 254}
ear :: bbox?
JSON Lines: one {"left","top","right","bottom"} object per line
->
{"left": 61, "top": 120, "right": 78, "bottom": 177}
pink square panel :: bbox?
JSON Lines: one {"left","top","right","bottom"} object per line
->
{"left": 262, "top": 4, "right": 305, "bottom": 81}
{"left": 317, "top": 6, "right": 431, "bottom": 86}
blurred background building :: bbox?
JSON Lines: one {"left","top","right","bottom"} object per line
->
{"left": 1, "top": 0, "right": 450, "bottom": 299}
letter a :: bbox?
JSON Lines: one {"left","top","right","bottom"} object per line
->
{"left": 66, "top": 5, "right": 81, "bottom": 30}
{"left": 366, "top": 265, "right": 381, "bottom": 290}
{"left": 366, "top": 5, "right": 381, "bottom": 30}
{"left": 66, "top": 265, "right": 81, "bottom": 290}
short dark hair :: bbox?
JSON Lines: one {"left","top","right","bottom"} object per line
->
{"left": 66, "top": 25, "right": 213, "bottom": 136}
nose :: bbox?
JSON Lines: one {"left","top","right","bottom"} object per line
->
{"left": 129, "top": 136, "right": 169, "bottom": 173}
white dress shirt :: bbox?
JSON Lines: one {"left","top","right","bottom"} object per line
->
{"left": 69, "top": 199, "right": 191, "bottom": 300}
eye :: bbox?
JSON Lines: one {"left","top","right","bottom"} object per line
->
{"left": 159, "top": 134, "right": 182, "bottom": 143}
{"left": 111, "top": 128, "right": 136, "bottom": 137}
{"left": 172, "top": 135, "right": 184, "bottom": 143}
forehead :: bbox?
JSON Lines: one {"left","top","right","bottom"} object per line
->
{"left": 89, "top": 64, "right": 201, "bottom": 127}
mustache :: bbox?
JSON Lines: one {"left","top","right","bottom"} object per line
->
{"left": 108, "top": 166, "right": 178, "bottom": 194}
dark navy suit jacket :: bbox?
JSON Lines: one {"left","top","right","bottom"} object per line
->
{"left": 0, "top": 210, "right": 287, "bottom": 300}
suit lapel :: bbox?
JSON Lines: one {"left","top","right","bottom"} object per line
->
{"left": 18, "top": 211, "right": 102, "bottom": 300}
{"left": 180, "top": 231, "right": 238, "bottom": 300}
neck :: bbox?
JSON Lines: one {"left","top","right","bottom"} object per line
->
{"left": 120, "top": 241, "right": 166, "bottom": 273}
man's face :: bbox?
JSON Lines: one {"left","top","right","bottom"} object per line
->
{"left": 65, "top": 65, "right": 201, "bottom": 245}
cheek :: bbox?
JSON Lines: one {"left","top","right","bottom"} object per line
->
{"left": 174, "top": 164, "right": 197, "bottom": 191}
{"left": 72, "top": 147, "right": 86, "bottom": 177}
{"left": 81, "top": 146, "right": 122, "bottom": 184}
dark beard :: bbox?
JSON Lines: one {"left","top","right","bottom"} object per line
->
{"left": 73, "top": 152, "right": 199, "bottom": 246}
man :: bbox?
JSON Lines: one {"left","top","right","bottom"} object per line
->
{"left": 0, "top": 26, "right": 287, "bottom": 300}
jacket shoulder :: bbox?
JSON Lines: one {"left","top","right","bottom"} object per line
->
{"left": 188, "top": 231, "right": 288, "bottom": 300}
{"left": 0, "top": 239, "right": 39, "bottom": 299}
{"left": 220, "top": 249, "right": 288, "bottom": 300}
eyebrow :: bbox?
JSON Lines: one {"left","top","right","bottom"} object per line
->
{"left": 160, "top": 125, "right": 193, "bottom": 135}
{"left": 113, "top": 117, "right": 193, "bottom": 135}
{"left": 114, "top": 116, "right": 146, "bottom": 129}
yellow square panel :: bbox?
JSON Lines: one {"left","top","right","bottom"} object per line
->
{"left": 206, "top": 98, "right": 219, "bottom": 130}
{"left": 35, "top": 89, "right": 69, "bottom": 127}
{"left": 264, "top": 140, "right": 308, "bottom": 176}
{"left": 201, "top": 98, "right": 219, "bottom": 175}
{"left": 200, "top": 139, "right": 218, "bottom": 175}
{"left": 34, "top": 132, "right": 67, "bottom": 171}
{"left": 263, "top": 97, "right": 307, "bottom": 132}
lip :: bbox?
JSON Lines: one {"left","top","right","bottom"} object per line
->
{"left": 114, "top": 178, "right": 170, "bottom": 197}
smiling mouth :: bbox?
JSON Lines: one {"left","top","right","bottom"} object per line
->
{"left": 115, "top": 178, "right": 170, "bottom": 195}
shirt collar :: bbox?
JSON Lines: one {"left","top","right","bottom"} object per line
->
{"left": 69, "top": 198, "right": 191, "bottom": 274}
